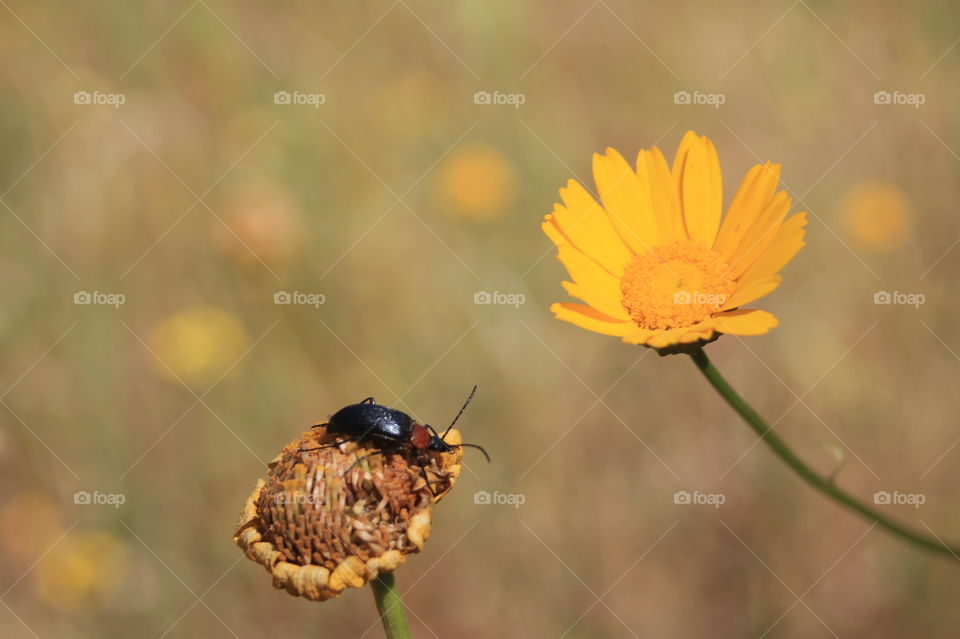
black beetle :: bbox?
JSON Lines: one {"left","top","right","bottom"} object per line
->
{"left": 301, "top": 386, "right": 490, "bottom": 493}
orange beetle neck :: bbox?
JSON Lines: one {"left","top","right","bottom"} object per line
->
{"left": 410, "top": 423, "right": 431, "bottom": 450}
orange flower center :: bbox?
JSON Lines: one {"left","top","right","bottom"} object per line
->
{"left": 620, "top": 241, "right": 736, "bottom": 330}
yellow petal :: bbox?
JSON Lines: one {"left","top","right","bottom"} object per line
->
{"left": 715, "top": 162, "right": 781, "bottom": 260}
{"left": 541, "top": 214, "right": 569, "bottom": 248}
{"left": 671, "top": 131, "right": 699, "bottom": 184}
{"left": 557, "top": 245, "right": 629, "bottom": 320}
{"left": 554, "top": 180, "right": 634, "bottom": 276}
{"left": 678, "top": 325, "right": 717, "bottom": 343}
{"left": 621, "top": 327, "right": 655, "bottom": 345}
{"left": 643, "top": 322, "right": 716, "bottom": 349}
{"left": 673, "top": 132, "right": 722, "bottom": 246}
{"left": 644, "top": 330, "right": 680, "bottom": 350}
{"left": 725, "top": 190, "right": 791, "bottom": 279}
{"left": 637, "top": 147, "right": 685, "bottom": 243}
{"left": 561, "top": 282, "right": 628, "bottom": 320}
{"left": 712, "top": 309, "right": 779, "bottom": 335}
{"left": 552, "top": 303, "right": 635, "bottom": 337}
{"left": 720, "top": 275, "right": 782, "bottom": 310}
{"left": 739, "top": 212, "right": 808, "bottom": 285}
{"left": 592, "top": 149, "right": 658, "bottom": 254}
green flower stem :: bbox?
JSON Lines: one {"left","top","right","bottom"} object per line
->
{"left": 690, "top": 348, "right": 960, "bottom": 559}
{"left": 370, "top": 572, "right": 412, "bottom": 639}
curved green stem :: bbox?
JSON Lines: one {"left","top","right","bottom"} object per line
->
{"left": 370, "top": 572, "right": 412, "bottom": 639}
{"left": 690, "top": 348, "right": 960, "bottom": 559}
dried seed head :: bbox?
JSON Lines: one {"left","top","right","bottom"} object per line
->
{"left": 234, "top": 426, "right": 463, "bottom": 601}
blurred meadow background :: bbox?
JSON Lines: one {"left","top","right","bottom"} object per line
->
{"left": 1, "top": 1, "right": 960, "bottom": 637}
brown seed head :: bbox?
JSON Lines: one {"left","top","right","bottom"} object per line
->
{"left": 234, "top": 425, "right": 463, "bottom": 601}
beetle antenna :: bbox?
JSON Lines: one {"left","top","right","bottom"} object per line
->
{"left": 447, "top": 442, "right": 491, "bottom": 462}
{"left": 441, "top": 385, "right": 477, "bottom": 439}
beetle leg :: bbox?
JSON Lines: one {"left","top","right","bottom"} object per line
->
{"left": 359, "top": 397, "right": 376, "bottom": 404}
{"left": 344, "top": 446, "right": 403, "bottom": 473}
{"left": 418, "top": 461, "right": 436, "bottom": 497}
{"left": 298, "top": 438, "right": 352, "bottom": 453}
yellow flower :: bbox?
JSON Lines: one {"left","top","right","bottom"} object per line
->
{"left": 436, "top": 144, "right": 517, "bottom": 222}
{"left": 33, "top": 529, "right": 130, "bottom": 610}
{"left": 839, "top": 180, "right": 913, "bottom": 253}
{"left": 543, "top": 131, "right": 807, "bottom": 352}
{"left": 147, "top": 306, "right": 250, "bottom": 386}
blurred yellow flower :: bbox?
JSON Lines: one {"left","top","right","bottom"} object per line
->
{"left": 33, "top": 529, "right": 130, "bottom": 610}
{"left": 215, "top": 185, "right": 303, "bottom": 264}
{"left": 0, "top": 492, "right": 64, "bottom": 565}
{"left": 839, "top": 180, "right": 913, "bottom": 253}
{"left": 543, "top": 131, "right": 807, "bottom": 351}
{"left": 147, "top": 306, "right": 250, "bottom": 386}
{"left": 436, "top": 144, "right": 517, "bottom": 221}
